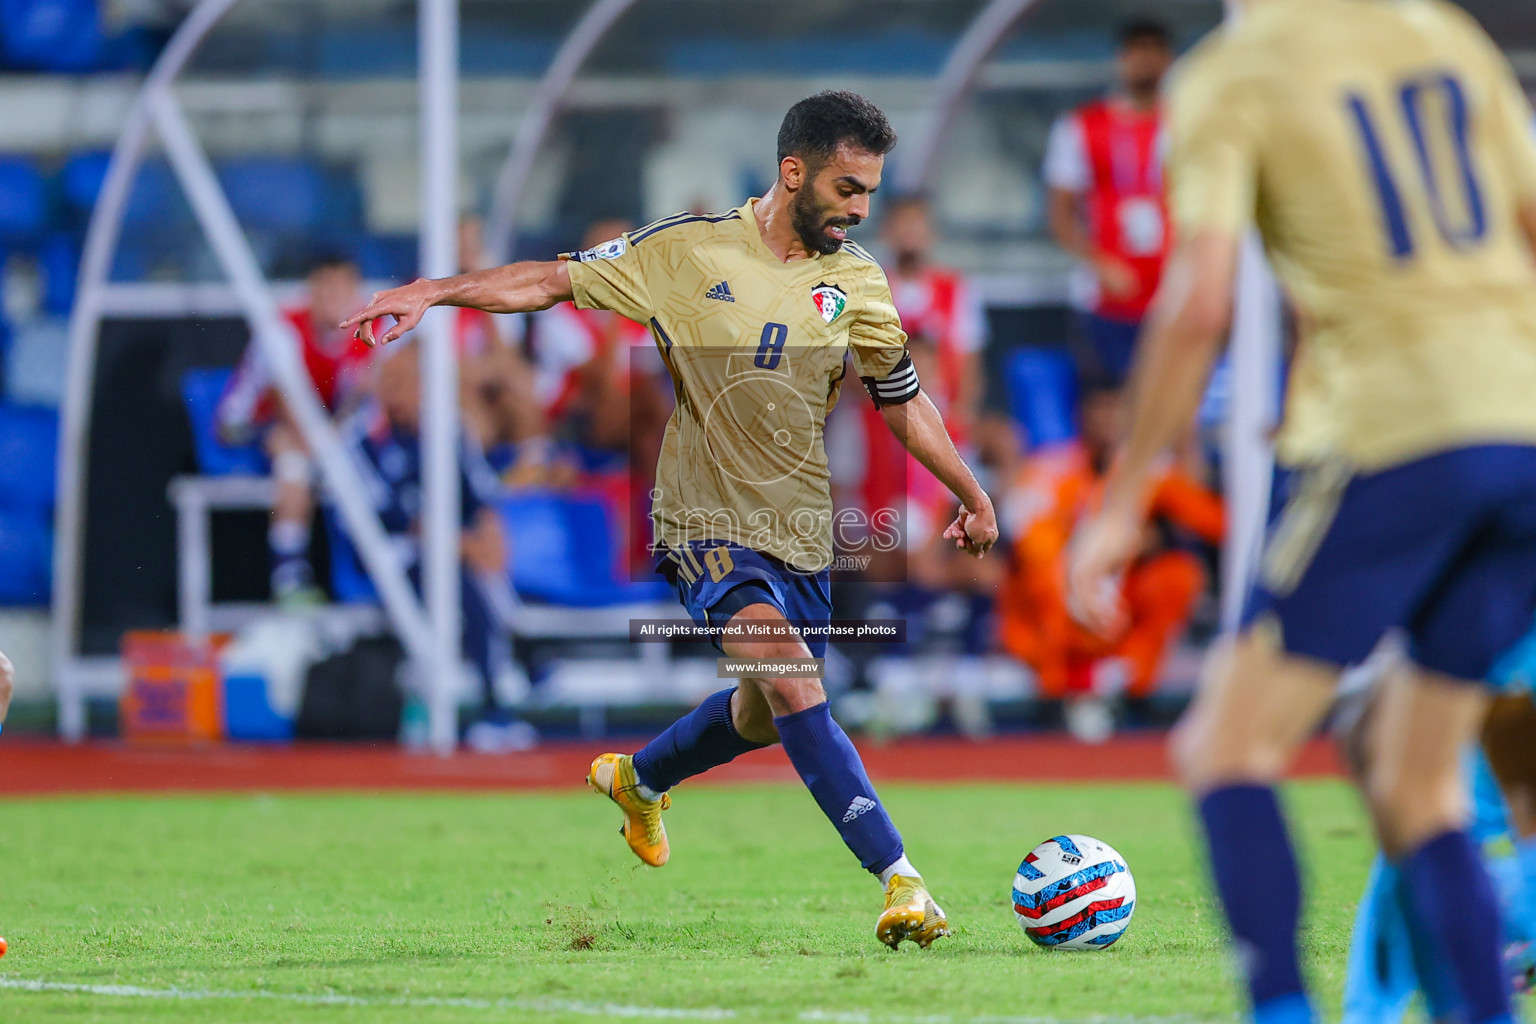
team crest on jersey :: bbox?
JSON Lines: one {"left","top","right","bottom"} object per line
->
{"left": 573, "top": 236, "right": 628, "bottom": 262}
{"left": 811, "top": 283, "right": 847, "bottom": 324}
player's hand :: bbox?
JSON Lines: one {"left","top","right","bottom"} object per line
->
{"left": 340, "top": 279, "right": 442, "bottom": 348}
{"left": 0, "top": 649, "right": 13, "bottom": 723}
{"left": 1094, "top": 254, "right": 1140, "bottom": 301}
{"left": 1066, "top": 504, "right": 1140, "bottom": 637}
{"left": 944, "top": 498, "right": 998, "bottom": 557}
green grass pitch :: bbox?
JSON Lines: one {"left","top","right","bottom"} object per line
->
{"left": 1, "top": 780, "right": 1381, "bottom": 1022}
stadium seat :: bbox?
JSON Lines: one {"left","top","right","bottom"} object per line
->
{"left": 0, "top": 157, "right": 46, "bottom": 245}
{"left": 0, "top": 512, "right": 50, "bottom": 605}
{"left": 354, "top": 233, "right": 419, "bottom": 283}
{"left": 38, "top": 231, "right": 78, "bottom": 315}
{"left": 216, "top": 158, "right": 326, "bottom": 232}
{"left": 323, "top": 507, "right": 378, "bottom": 605}
{"left": 1005, "top": 347, "right": 1079, "bottom": 450}
{"left": 0, "top": 0, "right": 103, "bottom": 71}
{"left": 498, "top": 491, "right": 667, "bottom": 607}
{"left": 59, "top": 152, "right": 109, "bottom": 221}
{"left": 180, "top": 368, "right": 268, "bottom": 477}
{"left": 61, "top": 154, "right": 183, "bottom": 230}
{"left": 0, "top": 404, "right": 57, "bottom": 516}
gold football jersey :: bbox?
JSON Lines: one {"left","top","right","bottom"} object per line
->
{"left": 562, "top": 201, "right": 911, "bottom": 571}
{"left": 1168, "top": 0, "right": 1536, "bottom": 470}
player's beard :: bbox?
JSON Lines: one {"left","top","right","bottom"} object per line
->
{"left": 790, "top": 186, "right": 858, "bottom": 256}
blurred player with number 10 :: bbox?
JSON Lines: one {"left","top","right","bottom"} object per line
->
{"left": 1069, "top": 2, "right": 1536, "bottom": 1023}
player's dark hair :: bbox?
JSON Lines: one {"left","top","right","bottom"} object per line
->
{"left": 1118, "top": 17, "right": 1171, "bottom": 49}
{"left": 884, "top": 193, "right": 930, "bottom": 215}
{"left": 307, "top": 250, "right": 358, "bottom": 275}
{"left": 777, "top": 91, "right": 897, "bottom": 167}
{"left": 1077, "top": 369, "right": 1123, "bottom": 402}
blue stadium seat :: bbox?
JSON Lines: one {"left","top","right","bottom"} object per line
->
{"left": 0, "top": 0, "right": 103, "bottom": 71}
{"left": 354, "top": 234, "right": 418, "bottom": 283}
{"left": 0, "top": 404, "right": 57, "bottom": 516}
{"left": 61, "top": 154, "right": 183, "bottom": 232}
{"left": 217, "top": 158, "right": 325, "bottom": 232}
{"left": 0, "top": 157, "right": 46, "bottom": 244}
{"left": 1006, "top": 347, "right": 1079, "bottom": 450}
{"left": 0, "top": 403, "right": 55, "bottom": 607}
{"left": 180, "top": 368, "right": 268, "bottom": 477}
{"left": 39, "top": 232, "right": 78, "bottom": 315}
{"left": 0, "top": 513, "right": 50, "bottom": 605}
{"left": 323, "top": 507, "right": 378, "bottom": 605}
{"left": 59, "top": 152, "right": 110, "bottom": 218}
{"left": 498, "top": 491, "right": 666, "bottom": 607}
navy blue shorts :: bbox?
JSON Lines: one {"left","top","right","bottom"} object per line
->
{"left": 1078, "top": 312, "right": 1143, "bottom": 386}
{"left": 1243, "top": 445, "right": 1536, "bottom": 681}
{"left": 656, "top": 542, "right": 832, "bottom": 657}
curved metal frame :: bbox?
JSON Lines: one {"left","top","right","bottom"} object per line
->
{"left": 897, "top": 0, "right": 1044, "bottom": 195}
{"left": 483, "top": 0, "right": 642, "bottom": 265}
{"left": 483, "top": 0, "right": 1044, "bottom": 257}
{"left": 52, "top": 0, "right": 446, "bottom": 742}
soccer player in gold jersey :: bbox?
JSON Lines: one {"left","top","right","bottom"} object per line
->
{"left": 345, "top": 92, "right": 998, "bottom": 949}
{"left": 1068, "top": 2, "right": 1536, "bottom": 1022}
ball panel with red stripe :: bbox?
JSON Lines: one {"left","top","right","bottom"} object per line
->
{"left": 1012, "top": 834, "right": 1135, "bottom": 950}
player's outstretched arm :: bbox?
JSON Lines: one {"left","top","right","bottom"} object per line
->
{"left": 341, "top": 260, "right": 575, "bottom": 347}
{"left": 0, "top": 649, "right": 13, "bottom": 729}
{"left": 880, "top": 391, "right": 998, "bottom": 557}
{"left": 1067, "top": 230, "right": 1237, "bottom": 635}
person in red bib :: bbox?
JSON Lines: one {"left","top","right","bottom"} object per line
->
{"left": 526, "top": 219, "right": 657, "bottom": 468}
{"left": 858, "top": 195, "right": 986, "bottom": 561}
{"left": 454, "top": 215, "right": 545, "bottom": 468}
{"left": 217, "top": 253, "right": 372, "bottom": 604}
{"left": 1044, "top": 18, "right": 1174, "bottom": 384}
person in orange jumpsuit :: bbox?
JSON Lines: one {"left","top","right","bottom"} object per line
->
{"left": 997, "top": 379, "right": 1222, "bottom": 733}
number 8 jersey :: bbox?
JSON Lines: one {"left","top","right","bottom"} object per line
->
{"left": 561, "top": 200, "right": 915, "bottom": 572}
{"left": 1167, "top": 0, "right": 1536, "bottom": 472}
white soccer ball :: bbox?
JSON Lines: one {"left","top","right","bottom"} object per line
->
{"left": 1012, "top": 834, "right": 1136, "bottom": 950}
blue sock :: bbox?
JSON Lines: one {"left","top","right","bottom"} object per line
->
{"left": 774, "top": 701, "right": 903, "bottom": 875}
{"left": 1341, "top": 858, "right": 1417, "bottom": 1024}
{"left": 1398, "top": 830, "right": 1513, "bottom": 1024}
{"left": 1197, "top": 785, "right": 1313, "bottom": 1024}
{"left": 631, "top": 688, "right": 766, "bottom": 793}
{"left": 1393, "top": 867, "right": 1463, "bottom": 1020}
{"left": 1516, "top": 838, "right": 1536, "bottom": 945}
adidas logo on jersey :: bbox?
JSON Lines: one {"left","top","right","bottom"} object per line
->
{"left": 704, "top": 281, "right": 735, "bottom": 302}
{"left": 843, "top": 795, "right": 877, "bottom": 823}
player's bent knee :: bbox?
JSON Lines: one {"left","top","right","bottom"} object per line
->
{"left": 730, "top": 682, "right": 780, "bottom": 746}
{"left": 1364, "top": 760, "right": 1463, "bottom": 853}
{"left": 754, "top": 676, "right": 826, "bottom": 717}
{"left": 1169, "top": 728, "right": 1257, "bottom": 792}
{"left": 1169, "top": 707, "right": 1288, "bottom": 792}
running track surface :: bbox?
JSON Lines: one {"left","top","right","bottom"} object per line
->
{"left": 0, "top": 735, "right": 1343, "bottom": 795}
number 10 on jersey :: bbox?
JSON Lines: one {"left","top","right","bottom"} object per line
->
{"left": 1346, "top": 72, "right": 1487, "bottom": 260}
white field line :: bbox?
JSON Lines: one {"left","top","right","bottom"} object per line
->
{"left": 0, "top": 976, "right": 1229, "bottom": 1024}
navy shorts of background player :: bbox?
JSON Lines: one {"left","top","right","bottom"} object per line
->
{"left": 1244, "top": 444, "right": 1536, "bottom": 684}
{"left": 657, "top": 541, "right": 832, "bottom": 657}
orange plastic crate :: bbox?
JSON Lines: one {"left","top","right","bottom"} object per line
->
{"left": 119, "top": 631, "right": 227, "bottom": 744}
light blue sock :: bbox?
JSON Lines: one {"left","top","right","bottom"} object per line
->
{"left": 1517, "top": 839, "right": 1536, "bottom": 945}
{"left": 1341, "top": 858, "right": 1417, "bottom": 1024}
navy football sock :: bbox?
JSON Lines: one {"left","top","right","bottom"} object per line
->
{"left": 774, "top": 701, "right": 903, "bottom": 875}
{"left": 1399, "top": 830, "right": 1513, "bottom": 1024}
{"left": 1392, "top": 866, "right": 1463, "bottom": 1020}
{"left": 1197, "top": 785, "right": 1313, "bottom": 1023}
{"left": 631, "top": 688, "right": 766, "bottom": 793}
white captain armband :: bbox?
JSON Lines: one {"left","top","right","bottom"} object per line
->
{"left": 861, "top": 350, "right": 921, "bottom": 408}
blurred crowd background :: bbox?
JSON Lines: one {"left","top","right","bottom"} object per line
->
{"left": 1, "top": 0, "right": 1531, "bottom": 748}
